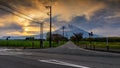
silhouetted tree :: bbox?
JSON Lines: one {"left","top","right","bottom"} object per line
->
{"left": 46, "top": 32, "right": 50, "bottom": 41}
{"left": 26, "top": 37, "right": 34, "bottom": 40}
{"left": 88, "top": 32, "right": 93, "bottom": 44}
{"left": 46, "top": 33, "right": 68, "bottom": 43}
{"left": 88, "top": 32, "right": 94, "bottom": 49}
{"left": 70, "top": 33, "right": 83, "bottom": 41}
{"left": 6, "top": 36, "right": 10, "bottom": 40}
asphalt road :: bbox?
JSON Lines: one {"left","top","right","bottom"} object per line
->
{"left": 0, "top": 55, "right": 76, "bottom": 68}
{"left": 0, "top": 41, "right": 120, "bottom": 68}
{"left": 0, "top": 51, "right": 120, "bottom": 68}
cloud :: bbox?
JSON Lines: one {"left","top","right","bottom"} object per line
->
{"left": 52, "top": 0, "right": 106, "bottom": 21}
{"left": 67, "top": 6, "right": 120, "bottom": 37}
{"left": 1, "top": 0, "right": 106, "bottom": 21}
{"left": 7, "top": 31, "right": 35, "bottom": 36}
{"left": 0, "top": 22, "right": 24, "bottom": 36}
{"left": 90, "top": 26, "right": 120, "bottom": 37}
{"left": 0, "top": 0, "right": 120, "bottom": 37}
{"left": 0, "top": 23, "right": 22, "bottom": 30}
{"left": 105, "top": 11, "right": 120, "bottom": 19}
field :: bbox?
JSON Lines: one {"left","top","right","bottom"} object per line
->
{"left": 0, "top": 40, "right": 120, "bottom": 52}
{"left": 0, "top": 40, "right": 65, "bottom": 48}
{"left": 75, "top": 41, "right": 120, "bottom": 50}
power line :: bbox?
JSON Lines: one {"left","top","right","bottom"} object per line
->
{"left": 0, "top": 1, "right": 40, "bottom": 24}
{"left": 0, "top": 7, "right": 34, "bottom": 22}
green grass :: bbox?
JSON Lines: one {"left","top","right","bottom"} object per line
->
{"left": 0, "top": 40, "right": 65, "bottom": 48}
{"left": 75, "top": 41, "right": 120, "bottom": 49}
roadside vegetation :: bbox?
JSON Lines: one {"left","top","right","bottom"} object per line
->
{"left": 75, "top": 41, "right": 120, "bottom": 50}
{"left": 70, "top": 32, "right": 120, "bottom": 52}
{"left": 1, "top": 32, "right": 120, "bottom": 52}
{"left": 0, "top": 40, "right": 65, "bottom": 49}
{"left": 0, "top": 34, "right": 68, "bottom": 49}
{"left": 72, "top": 34, "right": 120, "bottom": 52}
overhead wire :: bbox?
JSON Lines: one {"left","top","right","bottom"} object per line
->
{"left": 0, "top": 1, "right": 41, "bottom": 24}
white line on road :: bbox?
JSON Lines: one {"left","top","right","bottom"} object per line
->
{"left": 0, "top": 49, "right": 32, "bottom": 55}
{"left": 38, "top": 59, "right": 89, "bottom": 68}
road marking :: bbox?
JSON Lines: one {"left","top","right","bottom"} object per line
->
{"left": 0, "top": 49, "right": 22, "bottom": 51}
{"left": 0, "top": 49, "right": 32, "bottom": 55}
{"left": 0, "top": 49, "right": 13, "bottom": 51}
{"left": 39, "top": 59, "right": 89, "bottom": 68}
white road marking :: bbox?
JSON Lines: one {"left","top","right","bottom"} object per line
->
{"left": 0, "top": 49, "right": 32, "bottom": 55}
{"left": 39, "top": 59, "right": 89, "bottom": 68}
{"left": 0, "top": 49, "right": 22, "bottom": 51}
{"left": 0, "top": 51, "right": 32, "bottom": 55}
{"left": 0, "top": 49, "right": 14, "bottom": 51}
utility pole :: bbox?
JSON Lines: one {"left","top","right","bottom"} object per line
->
{"left": 40, "top": 23, "right": 44, "bottom": 48}
{"left": 45, "top": 0, "right": 53, "bottom": 48}
{"left": 62, "top": 26, "right": 65, "bottom": 37}
{"left": 106, "top": 37, "right": 109, "bottom": 51}
{"left": 49, "top": 6, "right": 52, "bottom": 48}
{"left": 62, "top": 26, "right": 65, "bottom": 42}
{"left": 46, "top": 6, "right": 52, "bottom": 48}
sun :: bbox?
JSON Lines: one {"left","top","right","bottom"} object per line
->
{"left": 24, "top": 28, "right": 29, "bottom": 31}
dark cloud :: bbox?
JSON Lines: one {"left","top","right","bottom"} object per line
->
{"left": 0, "top": 0, "right": 14, "bottom": 16}
{"left": 0, "top": 0, "right": 12, "bottom": 8}
{"left": 0, "top": 9, "right": 10, "bottom": 17}
{"left": 0, "top": 0, "right": 33, "bottom": 8}
{"left": 104, "top": 0, "right": 120, "bottom": 7}
{"left": 61, "top": 2, "right": 120, "bottom": 32}
{"left": 0, "top": 23, "right": 23, "bottom": 31}
{"left": 0, "top": 0, "right": 53, "bottom": 9}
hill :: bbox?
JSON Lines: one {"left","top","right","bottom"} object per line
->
{"left": 53, "top": 24, "right": 99, "bottom": 39}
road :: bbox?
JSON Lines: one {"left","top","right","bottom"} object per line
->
{"left": 0, "top": 49, "right": 90, "bottom": 68}
{"left": 0, "top": 41, "right": 120, "bottom": 68}
{"left": 0, "top": 55, "right": 75, "bottom": 68}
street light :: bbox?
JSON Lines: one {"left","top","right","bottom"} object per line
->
{"left": 46, "top": 6, "right": 52, "bottom": 48}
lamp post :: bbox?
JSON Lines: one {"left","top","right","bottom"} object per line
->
{"left": 46, "top": 6, "right": 52, "bottom": 47}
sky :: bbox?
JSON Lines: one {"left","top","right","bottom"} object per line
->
{"left": 0, "top": 0, "right": 120, "bottom": 37}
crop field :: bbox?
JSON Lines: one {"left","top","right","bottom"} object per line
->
{"left": 75, "top": 41, "right": 120, "bottom": 50}
{"left": 0, "top": 40, "right": 65, "bottom": 48}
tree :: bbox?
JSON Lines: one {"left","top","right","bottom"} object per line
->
{"left": 46, "top": 33, "right": 68, "bottom": 43}
{"left": 46, "top": 32, "right": 50, "bottom": 41}
{"left": 6, "top": 36, "right": 10, "bottom": 40}
{"left": 88, "top": 32, "right": 93, "bottom": 45}
{"left": 25, "top": 37, "right": 34, "bottom": 40}
{"left": 70, "top": 33, "right": 83, "bottom": 41}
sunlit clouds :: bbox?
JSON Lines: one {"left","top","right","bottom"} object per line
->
{"left": 0, "top": 0, "right": 120, "bottom": 37}
{"left": 53, "top": 0, "right": 106, "bottom": 21}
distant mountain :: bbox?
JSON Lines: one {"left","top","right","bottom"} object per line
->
{"left": 1, "top": 34, "right": 47, "bottom": 40}
{"left": 53, "top": 24, "right": 99, "bottom": 39}
{"left": 0, "top": 36, "right": 26, "bottom": 40}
